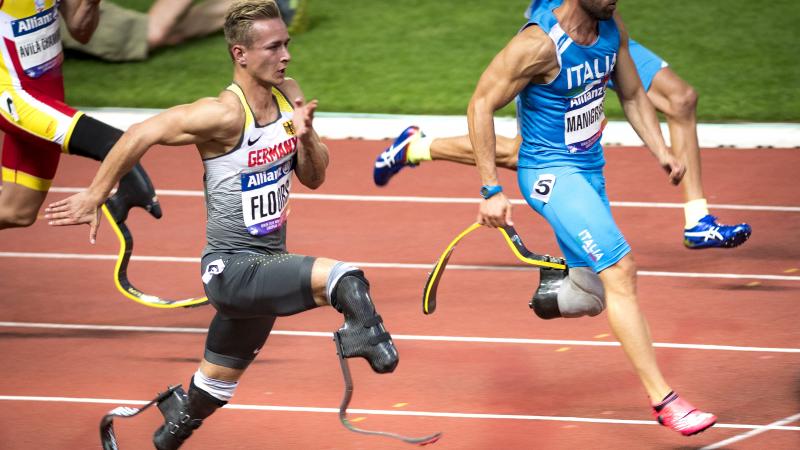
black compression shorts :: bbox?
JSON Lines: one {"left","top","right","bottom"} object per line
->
{"left": 200, "top": 251, "right": 317, "bottom": 369}
{"left": 201, "top": 251, "right": 316, "bottom": 318}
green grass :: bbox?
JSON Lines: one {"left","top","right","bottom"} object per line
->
{"left": 63, "top": 0, "right": 800, "bottom": 122}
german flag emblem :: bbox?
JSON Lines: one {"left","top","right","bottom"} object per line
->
{"left": 283, "top": 120, "right": 296, "bottom": 136}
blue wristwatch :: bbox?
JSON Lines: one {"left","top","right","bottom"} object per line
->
{"left": 480, "top": 184, "right": 503, "bottom": 199}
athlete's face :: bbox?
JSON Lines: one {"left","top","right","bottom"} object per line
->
{"left": 240, "top": 18, "right": 291, "bottom": 85}
{"left": 579, "top": 0, "right": 617, "bottom": 20}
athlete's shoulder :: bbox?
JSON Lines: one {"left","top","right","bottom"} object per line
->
{"left": 213, "top": 92, "right": 247, "bottom": 131}
{"left": 276, "top": 77, "right": 303, "bottom": 103}
{"left": 183, "top": 93, "right": 246, "bottom": 139}
{"left": 611, "top": 12, "right": 628, "bottom": 41}
{"left": 512, "top": 24, "right": 558, "bottom": 66}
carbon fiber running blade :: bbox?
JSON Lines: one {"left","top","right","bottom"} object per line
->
{"left": 333, "top": 334, "right": 442, "bottom": 445}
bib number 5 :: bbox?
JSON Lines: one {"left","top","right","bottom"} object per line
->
{"left": 531, "top": 174, "right": 556, "bottom": 203}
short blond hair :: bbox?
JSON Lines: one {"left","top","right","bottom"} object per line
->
{"left": 224, "top": 0, "right": 282, "bottom": 51}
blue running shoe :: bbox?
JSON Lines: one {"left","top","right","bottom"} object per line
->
{"left": 373, "top": 126, "right": 421, "bottom": 186}
{"left": 683, "top": 215, "right": 752, "bottom": 249}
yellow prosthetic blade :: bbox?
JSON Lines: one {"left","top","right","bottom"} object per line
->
{"left": 498, "top": 225, "right": 566, "bottom": 270}
{"left": 102, "top": 205, "right": 208, "bottom": 309}
{"left": 423, "top": 223, "right": 566, "bottom": 315}
{"left": 422, "top": 223, "right": 481, "bottom": 314}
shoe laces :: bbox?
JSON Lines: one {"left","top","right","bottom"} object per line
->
{"left": 376, "top": 146, "right": 402, "bottom": 168}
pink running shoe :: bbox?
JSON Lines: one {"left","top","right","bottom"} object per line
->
{"left": 652, "top": 392, "right": 717, "bottom": 436}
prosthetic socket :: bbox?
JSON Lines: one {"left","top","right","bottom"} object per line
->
{"left": 530, "top": 266, "right": 606, "bottom": 319}
{"left": 331, "top": 271, "right": 399, "bottom": 373}
{"left": 152, "top": 383, "right": 224, "bottom": 450}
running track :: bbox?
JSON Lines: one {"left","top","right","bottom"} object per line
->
{"left": 0, "top": 140, "right": 798, "bottom": 449}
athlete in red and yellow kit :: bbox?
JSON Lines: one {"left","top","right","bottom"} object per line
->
{"left": 0, "top": 0, "right": 160, "bottom": 229}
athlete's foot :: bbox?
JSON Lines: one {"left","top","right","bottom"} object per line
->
{"left": 373, "top": 126, "right": 422, "bottom": 186}
{"left": 653, "top": 392, "right": 717, "bottom": 436}
{"left": 105, "top": 163, "right": 162, "bottom": 224}
{"left": 683, "top": 214, "right": 751, "bottom": 249}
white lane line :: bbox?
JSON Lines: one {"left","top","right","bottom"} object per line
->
{"left": 1, "top": 395, "right": 798, "bottom": 431}
{"left": 2, "top": 322, "right": 798, "bottom": 354}
{"left": 2, "top": 251, "right": 799, "bottom": 282}
{"left": 47, "top": 187, "right": 800, "bottom": 212}
{"left": 700, "top": 412, "right": 800, "bottom": 449}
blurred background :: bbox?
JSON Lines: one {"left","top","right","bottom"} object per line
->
{"left": 64, "top": 0, "right": 800, "bottom": 122}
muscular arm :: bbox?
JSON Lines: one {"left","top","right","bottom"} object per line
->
{"left": 59, "top": 0, "right": 101, "bottom": 44}
{"left": 612, "top": 15, "right": 684, "bottom": 184}
{"left": 83, "top": 98, "right": 240, "bottom": 203}
{"left": 45, "top": 97, "right": 241, "bottom": 241}
{"left": 280, "top": 78, "right": 329, "bottom": 189}
{"left": 467, "top": 24, "right": 558, "bottom": 226}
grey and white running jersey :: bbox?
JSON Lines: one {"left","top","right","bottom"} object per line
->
{"left": 202, "top": 83, "right": 297, "bottom": 256}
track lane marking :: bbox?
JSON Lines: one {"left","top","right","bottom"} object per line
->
{"left": 2, "top": 252, "right": 799, "bottom": 282}
{"left": 47, "top": 187, "right": 800, "bottom": 212}
{"left": 700, "top": 412, "right": 800, "bottom": 448}
{"left": 1, "top": 322, "right": 798, "bottom": 353}
{"left": 0, "top": 395, "right": 797, "bottom": 431}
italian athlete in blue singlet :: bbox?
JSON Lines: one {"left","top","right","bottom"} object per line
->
{"left": 469, "top": 1, "right": 717, "bottom": 436}
{"left": 515, "top": 7, "right": 628, "bottom": 272}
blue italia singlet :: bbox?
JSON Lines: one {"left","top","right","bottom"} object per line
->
{"left": 517, "top": 9, "right": 619, "bottom": 170}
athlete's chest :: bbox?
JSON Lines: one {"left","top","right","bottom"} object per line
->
{"left": 559, "top": 49, "right": 616, "bottom": 92}
{"left": 241, "top": 115, "right": 298, "bottom": 169}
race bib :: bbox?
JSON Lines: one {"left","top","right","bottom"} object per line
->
{"left": 564, "top": 81, "right": 606, "bottom": 153}
{"left": 530, "top": 174, "right": 556, "bottom": 203}
{"left": 11, "top": 7, "right": 62, "bottom": 78}
{"left": 241, "top": 160, "right": 292, "bottom": 236}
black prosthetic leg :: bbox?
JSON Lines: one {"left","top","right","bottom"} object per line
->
{"left": 331, "top": 273, "right": 441, "bottom": 444}
{"left": 105, "top": 165, "right": 162, "bottom": 223}
{"left": 152, "top": 381, "right": 225, "bottom": 450}
{"left": 330, "top": 271, "right": 398, "bottom": 374}
{"left": 68, "top": 115, "right": 162, "bottom": 222}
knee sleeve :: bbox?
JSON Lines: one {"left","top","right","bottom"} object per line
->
{"left": 203, "top": 313, "right": 275, "bottom": 370}
{"left": 530, "top": 266, "right": 606, "bottom": 319}
{"left": 66, "top": 114, "right": 123, "bottom": 161}
{"left": 557, "top": 267, "right": 605, "bottom": 318}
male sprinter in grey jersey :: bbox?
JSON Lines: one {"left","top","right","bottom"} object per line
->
{"left": 45, "top": 1, "right": 397, "bottom": 448}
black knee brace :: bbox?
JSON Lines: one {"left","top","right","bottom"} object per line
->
{"left": 152, "top": 380, "right": 225, "bottom": 450}
{"left": 331, "top": 271, "right": 399, "bottom": 374}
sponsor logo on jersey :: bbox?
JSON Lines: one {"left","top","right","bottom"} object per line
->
{"left": 12, "top": 7, "right": 57, "bottom": 36}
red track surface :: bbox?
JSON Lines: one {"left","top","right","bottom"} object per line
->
{"left": 1, "top": 140, "right": 798, "bottom": 449}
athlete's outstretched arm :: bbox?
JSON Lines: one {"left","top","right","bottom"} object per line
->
{"left": 612, "top": 15, "right": 684, "bottom": 185}
{"left": 45, "top": 97, "right": 242, "bottom": 241}
{"left": 59, "top": 0, "right": 101, "bottom": 44}
{"left": 467, "top": 24, "right": 558, "bottom": 228}
{"left": 280, "top": 79, "right": 329, "bottom": 189}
